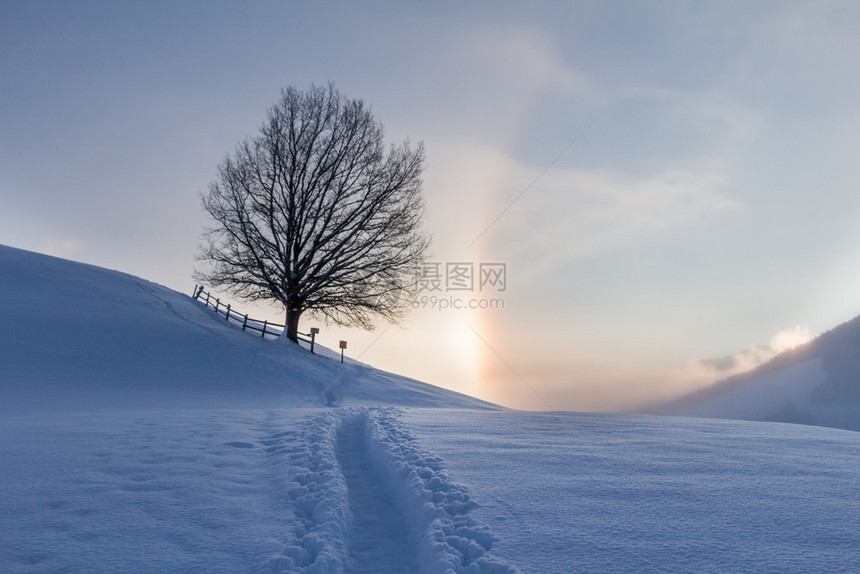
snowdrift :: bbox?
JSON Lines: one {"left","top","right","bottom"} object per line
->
{"left": 653, "top": 314, "right": 860, "bottom": 430}
{"left": 0, "top": 244, "right": 492, "bottom": 412}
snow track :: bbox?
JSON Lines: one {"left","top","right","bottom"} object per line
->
{"left": 274, "top": 408, "right": 514, "bottom": 573}
{"left": 336, "top": 415, "right": 418, "bottom": 572}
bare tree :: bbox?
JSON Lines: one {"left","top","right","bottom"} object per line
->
{"left": 195, "top": 84, "right": 429, "bottom": 343}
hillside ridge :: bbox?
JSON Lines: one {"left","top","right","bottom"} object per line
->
{"left": 0, "top": 244, "right": 495, "bottom": 412}
{"left": 652, "top": 312, "right": 860, "bottom": 430}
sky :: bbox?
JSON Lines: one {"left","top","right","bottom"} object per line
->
{"left": 3, "top": 1, "right": 860, "bottom": 411}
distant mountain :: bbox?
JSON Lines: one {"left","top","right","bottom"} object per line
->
{"left": 652, "top": 314, "right": 860, "bottom": 431}
{"left": 0, "top": 245, "right": 493, "bottom": 412}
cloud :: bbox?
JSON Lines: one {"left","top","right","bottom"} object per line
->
{"left": 769, "top": 325, "right": 814, "bottom": 353}
{"left": 465, "top": 24, "right": 589, "bottom": 97}
{"left": 488, "top": 163, "right": 738, "bottom": 275}
{"left": 662, "top": 325, "right": 815, "bottom": 395}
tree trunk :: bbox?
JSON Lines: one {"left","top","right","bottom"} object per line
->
{"left": 284, "top": 307, "right": 302, "bottom": 343}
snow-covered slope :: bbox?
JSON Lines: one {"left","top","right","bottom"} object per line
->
{"left": 4, "top": 407, "right": 859, "bottom": 573}
{"left": 3, "top": 244, "right": 860, "bottom": 573}
{"left": 0, "top": 244, "right": 492, "bottom": 412}
{"left": 652, "top": 315, "right": 860, "bottom": 430}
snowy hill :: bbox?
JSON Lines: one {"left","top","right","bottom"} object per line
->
{"left": 3, "top": 245, "right": 860, "bottom": 572}
{"left": 651, "top": 314, "right": 860, "bottom": 431}
{"left": 0, "top": 244, "right": 491, "bottom": 412}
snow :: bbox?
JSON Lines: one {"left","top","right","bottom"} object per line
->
{"left": 3, "top": 244, "right": 860, "bottom": 572}
{"left": 404, "top": 410, "right": 860, "bottom": 572}
{"left": 0, "top": 409, "right": 302, "bottom": 572}
{"left": 0, "top": 244, "right": 490, "bottom": 413}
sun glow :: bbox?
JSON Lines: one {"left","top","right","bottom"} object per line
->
{"left": 449, "top": 315, "right": 482, "bottom": 396}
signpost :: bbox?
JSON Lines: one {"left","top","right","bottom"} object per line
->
{"left": 339, "top": 340, "right": 347, "bottom": 363}
{"left": 310, "top": 327, "right": 319, "bottom": 354}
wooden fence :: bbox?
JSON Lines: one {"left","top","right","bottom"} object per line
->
{"left": 192, "top": 285, "right": 318, "bottom": 352}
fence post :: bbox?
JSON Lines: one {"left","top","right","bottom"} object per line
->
{"left": 205, "top": 292, "right": 210, "bottom": 305}
{"left": 225, "top": 304, "right": 231, "bottom": 321}
{"left": 261, "top": 320, "right": 268, "bottom": 338}
{"left": 242, "top": 314, "right": 248, "bottom": 331}
{"left": 192, "top": 284, "right": 198, "bottom": 298}
{"left": 214, "top": 298, "right": 220, "bottom": 314}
